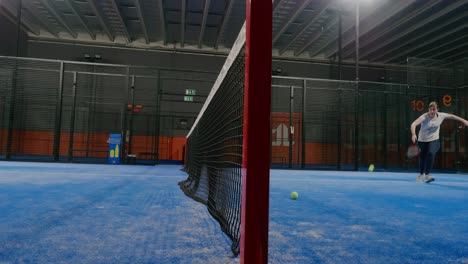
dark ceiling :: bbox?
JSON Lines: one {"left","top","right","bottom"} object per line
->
{"left": 1, "top": 0, "right": 468, "bottom": 65}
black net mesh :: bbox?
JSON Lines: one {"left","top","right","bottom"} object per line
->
{"left": 179, "top": 44, "right": 245, "bottom": 254}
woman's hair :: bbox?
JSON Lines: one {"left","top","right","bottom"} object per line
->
{"left": 428, "top": 101, "right": 439, "bottom": 109}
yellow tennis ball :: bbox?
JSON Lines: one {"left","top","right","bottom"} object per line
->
{"left": 290, "top": 191, "right": 299, "bottom": 200}
{"left": 368, "top": 164, "right": 375, "bottom": 172}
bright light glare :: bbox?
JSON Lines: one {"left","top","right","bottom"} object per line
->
{"left": 341, "top": 0, "right": 376, "bottom": 4}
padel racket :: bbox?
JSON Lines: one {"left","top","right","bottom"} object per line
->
{"left": 407, "top": 143, "right": 419, "bottom": 159}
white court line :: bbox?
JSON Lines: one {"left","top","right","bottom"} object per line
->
{"left": 0, "top": 171, "right": 179, "bottom": 178}
{"left": 270, "top": 177, "right": 468, "bottom": 184}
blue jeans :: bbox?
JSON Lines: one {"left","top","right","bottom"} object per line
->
{"left": 418, "top": 140, "right": 440, "bottom": 175}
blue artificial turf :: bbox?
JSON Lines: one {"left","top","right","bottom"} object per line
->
{"left": 268, "top": 170, "right": 468, "bottom": 264}
{"left": 0, "top": 162, "right": 237, "bottom": 264}
{"left": 0, "top": 162, "right": 467, "bottom": 263}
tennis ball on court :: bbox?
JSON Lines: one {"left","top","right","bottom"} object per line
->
{"left": 290, "top": 191, "right": 299, "bottom": 200}
{"left": 368, "top": 164, "right": 375, "bottom": 172}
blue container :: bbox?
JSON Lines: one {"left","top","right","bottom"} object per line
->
{"left": 108, "top": 134, "right": 122, "bottom": 164}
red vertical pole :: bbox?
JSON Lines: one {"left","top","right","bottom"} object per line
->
{"left": 241, "top": 0, "right": 272, "bottom": 263}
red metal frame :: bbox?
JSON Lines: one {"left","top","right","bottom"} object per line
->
{"left": 241, "top": 0, "right": 272, "bottom": 263}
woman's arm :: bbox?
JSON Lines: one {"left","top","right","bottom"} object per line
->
{"left": 410, "top": 114, "right": 426, "bottom": 143}
{"left": 446, "top": 113, "right": 468, "bottom": 126}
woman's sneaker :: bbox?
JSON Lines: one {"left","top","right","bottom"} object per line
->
{"left": 417, "top": 174, "right": 424, "bottom": 182}
{"left": 425, "top": 175, "right": 435, "bottom": 183}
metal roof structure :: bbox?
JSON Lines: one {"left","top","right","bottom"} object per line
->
{"left": 1, "top": 0, "right": 468, "bottom": 64}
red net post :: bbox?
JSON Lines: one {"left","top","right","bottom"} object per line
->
{"left": 241, "top": 0, "right": 272, "bottom": 263}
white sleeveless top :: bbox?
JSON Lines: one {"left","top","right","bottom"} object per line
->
{"left": 418, "top": 112, "right": 448, "bottom": 142}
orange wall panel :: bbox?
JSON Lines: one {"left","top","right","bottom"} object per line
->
{"left": 158, "top": 136, "right": 185, "bottom": 160}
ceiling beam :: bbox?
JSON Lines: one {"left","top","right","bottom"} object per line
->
{"left": 379, "top": 8, "right": 468, "bottom": 63}
{"left": 273, "top": 0, "right": 288, "bottom": 15}
{"left": 180, "top": 0, "right": 186, "bottom": 47}
{"left": 1, "top": 8, "right": 40, "bottom": 36}
{"left": 295, "top": 16, "right": 338, "bottom": 57}
{"left": 436, "top": 47, "right": 468, "bottom": 62}
{"left": 424, "top": 46, "right": 468, "bottom": 68}
{"left": 20, "top": 13, "right": 41, "bottom": 36}
{"left": 278, "top": 1, "right": 330, "bottom": 55}
{"left": 387, "top": 21, "right": 468, "bottom": 64}
{"left": 363, "top": 1, "right": 466, "bottom": 62}
{"left": 214, "top": 0, "right": 234, "bottom": 49}
{"left": 0, "top": 0, "right": 40, "bottom": 36}
{"left": 39, "top": 0, "right": 77, "bottom": 38}
{"left": 157, "top": 0, "right": 167, "bottom": 45}
{"left": 21, "top": 1, "right": 60, "bottom": 37}
{"left": 272, "top": 0, "right": 312, "bottom": 44}
{"left": 198, "top": 0, "right": 210, "bottom": 48}
{"left": 165, "top": 8, "right": 225, "bottom": 16}
{"left": 134, "top": 0, "right": 149, "bottom": 44}
{"left": 87, "top": 0, "right": 114, "bottom": 41}
{"left": 64, "top": 0, "right": 95, "bottom": 39}
{"left": 413, "top": 34, "right": 468, "bottom": 60}
{"left": 109, "top": 0, "right": 131, "bottom": 43}
{"left": 430, "top": 41, "right": 468, "bottom": 61}
{"left": 339, "top": 0, "right": 424, "bottom": 59}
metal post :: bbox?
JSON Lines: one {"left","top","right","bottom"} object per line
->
{"left": 128, "top": 75, "right": 136, "bottom": 156}
{"left": 301, "top": 79, "right": 306, "bottom": 169}
{"left": 241, "top": 0, "right": 272, "bottom": 261}
{"left": 68, "top": 72, "right": 78, "bottom": 161}
{"left": 354, "top": 85, "right": 360, "bottom": 171}
{"left": 154, "top": 70, "right": 161, "bottom": 165}
{"left": 5, "top": 0, "right": 22, "bottom": 160}
{"left": 454, "top": 83, "right": 460, "bottom": 171}
{"left": 85, "top": 64, "right": 97, "bottom": 158}
{"left": 354, "top": 1, "right": 360, "bottom": 171}
{"left": 121, "top": 67, "right": 130, "bottom": 163}
{"left": 337, "top": 5, "right": 343, "bottom": 170}
{"left": 338, "top": 4, "right": 342, "bottom": 81}
{"left": 15, "top": 0, "right": 22, "bottom": 57}
{"left": 383, "top": 92, "right": 388, "bottom": 169}
{"left": 6, "top": 65, "right": 17, "bottom": 160}
{"left": 289, "top": 86, "right": 294, "bottom": 168}
{"left": 337, "top": 88, "right": 342, "bottom": 170}
{"left": 404, "top": 77, "right": 411, "bottom": 170}
{"left": 355, "top": 0, "right": 360, "bottom": 81}
{"left": 53, "top": 61, "right": 65, "bottom": 161}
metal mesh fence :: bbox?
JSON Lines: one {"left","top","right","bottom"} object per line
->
{"left": 1, "top": 55, "right": 466, "bottom": 171}
{"left": 271, "top": 76, "right": 468, "bottom": 172}
{"left": 0, "top": 57, "right": 61, "bottom": 160}
{"left": 62, "top": 64, "right": 129, "bottom": 163}
{"left": 0, "top": 56, "right": 215, "bottom": 164}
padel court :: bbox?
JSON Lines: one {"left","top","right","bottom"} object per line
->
{"left": 2, "top": 0, "right": 468, "bottom": 263}
{"left": 1, "top": 161, "right": 467, "bottom": 263}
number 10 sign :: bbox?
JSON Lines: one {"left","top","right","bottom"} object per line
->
{"left": 411, "top": 95, "right": 452, "bottom": 112}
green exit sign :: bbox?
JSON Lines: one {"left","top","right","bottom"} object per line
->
{"left": 186, "top": 89, "right": 196, "bottom": 95}
{"left": 184, "top": 96, "right": 193, "bottom": 102}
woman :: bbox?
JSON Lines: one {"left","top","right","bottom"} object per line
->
{"left": 410, "top": 101, "right": 468, "bottom": 183}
